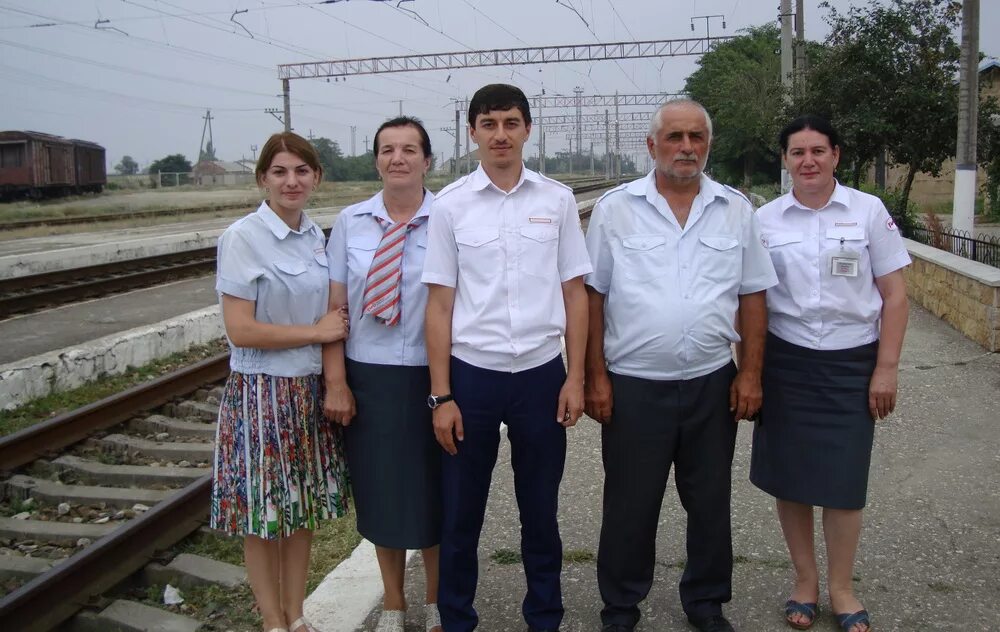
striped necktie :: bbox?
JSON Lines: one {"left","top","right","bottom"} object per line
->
{"left": 362, "top": 215, "right": 425, "bottom": 326}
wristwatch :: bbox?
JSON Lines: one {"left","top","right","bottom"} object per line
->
{"left": 427, "top": 393, "right": 454, "bottom": 409}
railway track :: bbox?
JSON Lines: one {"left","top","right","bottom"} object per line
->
{"left": 0, "top": 247, "right": 217, "bottom": 319}
{"left": 0, "top": 353, "right": 231, "bottom": 631}
{"left": 0, "top": 180, "right": 618, "bottom": 319}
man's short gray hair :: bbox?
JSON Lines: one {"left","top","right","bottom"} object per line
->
{"left": 648, "top": 99, "right": 713, "bottom": 140}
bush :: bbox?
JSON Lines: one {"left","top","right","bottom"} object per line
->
{"left": 858, "top": 183, "right": 919, "bottom": 236}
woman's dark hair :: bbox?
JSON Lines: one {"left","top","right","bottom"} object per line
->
{"left": 373, "top": 116, "right": 432, "bottom": 157}
{"left": 778, "top": 115, "right": 840, "bottom": 153}
{"left": 468, "top": 84, "right": 531, "bottom": 128}
{"left": 255, "top": 132, "right": 323, "bottom": 185}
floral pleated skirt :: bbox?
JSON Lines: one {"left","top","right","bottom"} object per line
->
{"left": 210, "top": 372, "right": 350, "bottom": 538}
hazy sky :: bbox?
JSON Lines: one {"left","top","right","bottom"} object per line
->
{"left": 1, "top": 1, "right": 997, "bottom": 171}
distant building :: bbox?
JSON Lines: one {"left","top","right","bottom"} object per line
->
{"left": 438, "top": 148, "right": 480, "bottom": 175}
{"left": 192, "top": 159, "right": 254, "bottom": 186}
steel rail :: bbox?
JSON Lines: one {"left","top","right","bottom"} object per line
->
{"left": 0, "top": 352, "right": 230, "bottom": 472}
{"left": 0, "top": 476, "right": 211, "bottom": 632}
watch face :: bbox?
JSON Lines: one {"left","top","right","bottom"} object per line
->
{"left": 427, "top": 395, "right": 437, "bottom": 409}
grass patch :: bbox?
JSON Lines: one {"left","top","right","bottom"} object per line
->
{"left": 307, "top": 512, "right": 362, "bottom": 593}
{"left": 132, "top": 581, "right": 260, "bottom": 631}
{"left": 563, "top": 549, "right": 595, "bottom": 564}
{"left": 0, "top": 339, "right": 228, "bottom": 437}
{"left": 177, "top": 530, "right": 245, "bottom": 567}
{"left": 491, "top": 548, "right": 522, "bottom": 565}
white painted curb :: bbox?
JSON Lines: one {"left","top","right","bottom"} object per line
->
{"left": 304, "top": 540, "right": 415, "bottom": 632}
{"left": 0, "top": 305, "right": 224, "bottom": 410}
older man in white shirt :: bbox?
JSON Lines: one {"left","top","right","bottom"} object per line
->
{"left": 422, "top": 84, "right": 591, "bottom": 632}
{"left": 584, "top": 100, "right": 777, "bottom": 632}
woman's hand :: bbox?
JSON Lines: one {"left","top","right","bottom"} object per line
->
{"left": 869, "top": 364, "right": 898, "bottom": 420}
{"left": 313, "top": 309, "right": 350, "bottom": 343}
{"left": 323, "top": 381, "right": 356, "bottom": 426}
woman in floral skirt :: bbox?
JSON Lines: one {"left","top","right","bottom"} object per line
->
{"left": 211, "top": 131, "right": 351, "bottom": 632}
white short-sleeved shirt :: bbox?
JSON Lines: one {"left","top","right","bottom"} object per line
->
{"left": 757, "top": 183, "right": 911, "bottom": 350}
{"left": 216, "top": 202, "right": 329, "bottom": 377}
{"left": 585, "top": 171, "right": 778, "bottom": 381}
{"left": 326, "top": 189, "right": 433, "bottom": 366}
{"left": 421, "top": 164, "right": 593, "bottom": 372}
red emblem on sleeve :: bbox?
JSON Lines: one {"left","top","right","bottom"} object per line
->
{"left": 886, "top": 217, "right": 896, "bottom": 231}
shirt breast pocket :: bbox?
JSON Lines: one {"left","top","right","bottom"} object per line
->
{"left": 347, "top": 234, "right": 380, "bottom": 279}
{"left": 763, "top": 231, "right": 804, "bottom": 276}
{"left": 519, "top": 224, "right": 559, "bottom": 278}
{"left": 455, "top": 227, "right": 501, "bottom": 283}
{"left": 697, "top": 234, "right": 740, "bottom": 282}
{"left": 620, "top": 234, "right": 667, "bottom": 283}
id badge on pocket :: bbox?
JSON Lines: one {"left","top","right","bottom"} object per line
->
{"left": 830, "top": 241, "right": 860, "bottom": 278}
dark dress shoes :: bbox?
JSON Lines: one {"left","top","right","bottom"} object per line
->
{"left": 688, "top": 614, "right": 735, "bottom": 632}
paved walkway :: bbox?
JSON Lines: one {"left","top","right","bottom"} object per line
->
{"left": 348, "top": 303, "right": 999, "bottom": 631}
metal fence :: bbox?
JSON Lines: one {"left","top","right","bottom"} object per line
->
{"left": 906, "top": 226, "right": 1000, "bottom": 269}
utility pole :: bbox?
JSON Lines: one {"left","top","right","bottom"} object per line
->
{"left": 465, "top": 123, "right": 471, "bottom": 174}
{"left": 795, "top": 0, "right": 806, "bottom": 95}
{"left": 614, "top": 92, "right": 621, "bottom": 182}
{"left": 590, "top": 141, "right": 595, "bottom": 175}
{"left": 780, "top": 0, "right": 794, "bottom": 192}
{"left": 953, "top": 0, "right": 980, "bottom": 235}
{"left": 568, "top": 137, "right": 574, "bottom": 175}
{"left": 574, "top": 86, "right": 584, "bottom": 176}
{"left": 198, "top": 109, "right": 214, "bottom": 163}
{"left": 282, "top": 79, "right": 291, "bottom": 132}
{"left": 454, "top": 109, "right": 461, "bottom": 178}
{"left": 605, "top": 109, "right": 611, "bottom": 179}
{"left": 538, "top": 88, "right": 546, "bottom": 174}
{"left": 398, "top": 100, "right": 403, "bottom": 116}
{"left": 351, "top": 126, "right": 357, "bottom": 156}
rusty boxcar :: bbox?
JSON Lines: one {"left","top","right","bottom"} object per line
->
{"left": 0, "top": 131, "right": 106, "bottom": 200}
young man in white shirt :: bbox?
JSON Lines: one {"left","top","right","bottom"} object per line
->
{"left": 422, "top": 83, "right": 592, "bottom": 632}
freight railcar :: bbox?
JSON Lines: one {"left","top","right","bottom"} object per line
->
{"left": 0, "top": 131, "right": 106, "bottom": 200}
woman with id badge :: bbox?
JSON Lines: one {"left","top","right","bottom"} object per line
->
{"left": 749, "top": 116, "right": 910, "bottom": 632}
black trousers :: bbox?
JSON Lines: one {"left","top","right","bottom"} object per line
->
{"left": 598, "top": 362, "right": 738, "bottom": 627}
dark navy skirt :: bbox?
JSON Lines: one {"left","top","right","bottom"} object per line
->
{"left": 750, "top": 333, "right": 879, "bottom": 510}
{"left": 344, "top": 359, "right": 441, "bottom": 548}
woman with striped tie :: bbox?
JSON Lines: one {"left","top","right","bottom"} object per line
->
{"left": 323, "top": 116, "right": 442, "bottom": 632}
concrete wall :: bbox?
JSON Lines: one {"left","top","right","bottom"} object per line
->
{"left": 903, "top": 238, "right": 1000, "bottom": 351}
{"left": 0, "top": 306, "right": 224, "bottom": 410}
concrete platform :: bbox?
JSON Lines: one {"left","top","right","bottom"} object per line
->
{"left": 0, "top": 207, "right": 342, "bottom": 279}
{"left": 303, "top": 302, "right": 1000, "bottom": 632}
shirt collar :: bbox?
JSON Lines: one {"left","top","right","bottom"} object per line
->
{"left": 357, "top": 189, "right": 435, "bottom": 223}
{"left": 782, "top": 180, "right": 849, "bottom": 213}
{"left": 255, "top": 200, "right": 322, "bottom": 240}
{"left": 468, "top": 162, "right": 534, "bottom": 193}
{"left": 631, "top": 169, "right": 728, "bottom": 206}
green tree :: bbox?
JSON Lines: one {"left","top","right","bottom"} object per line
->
{"left": 148, "top": 154, "right": 192, "bottom": 186}
{"left": 114, "top": 155, "right": 139, "bottom": 175}
{"left": 198, "top": 141, "right": 217, "bottom": 162}
{"left": 685, "top": 24, "right": 785, "bottom": 187}
{"left": 979, "top": 96, "right": 1000, "bottom": 218}
{"left": 310, "top": 137, "right": 344, "bottom": 181}
{"left": 800, "top": 0, "right": 962, "bottom": 218}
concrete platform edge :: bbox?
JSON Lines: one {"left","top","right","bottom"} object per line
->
{"left": 304, "top": 539, "right": 415, "bottom": 632}
{"left": 0, "top": 305, "right": 223, "bottom": 410}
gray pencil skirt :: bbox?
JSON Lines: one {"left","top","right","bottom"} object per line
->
{"left": 750, "top": 333, "right": 879, "bottom": 510}
{"left": 344, "top": 359, "right": 441, "bottom": 549}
